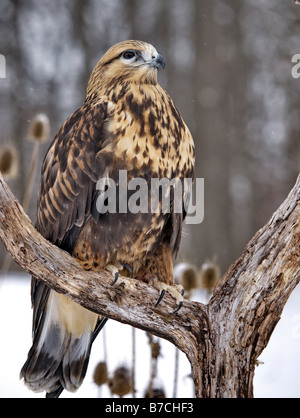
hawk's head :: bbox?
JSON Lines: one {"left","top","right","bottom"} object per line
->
{"left": 86, "top": 40, "right": 165, "bottom": 101}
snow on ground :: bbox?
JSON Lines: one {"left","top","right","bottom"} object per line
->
{"left": 0, "top": 273, "right": 299, "bottom": 398}
{"left": 0, "top": 274, "right": 193, "bottom": 398}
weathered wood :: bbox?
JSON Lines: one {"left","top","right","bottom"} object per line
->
{"left": 0, "top": 172, "right": 299, "bottom": 397}
{"left": 207, "top": 176, "right": 300, "bottom": 397}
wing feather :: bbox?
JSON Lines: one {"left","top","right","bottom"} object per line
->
{"left": 31, "top": 99, "right": 109, "bottom": 343}
{"left": 36, "top": 100, "right": 108, "bottom": 245}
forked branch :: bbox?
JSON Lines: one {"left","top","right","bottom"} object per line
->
{"left": 0, "top": 172, "right": 299, "bottom": 397}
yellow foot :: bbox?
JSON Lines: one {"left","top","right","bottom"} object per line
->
{"left": 149, "top": 278, "right": 185, "bottom": 313}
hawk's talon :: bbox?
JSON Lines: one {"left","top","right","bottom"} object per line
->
{"left": 173, "top": 300, "right": 183, "bottom": 314}
{"left": 150, "top": 278, "right": 184, "bottom": 312}
{"left": 111, "top": 271, "right": 119, "bottom": 286}
{"left": 155, "top": 289, "right": 166, "bottom": 307}
{"left": 105, "top": 264, "right": 121, "bottom": 286}
{"left": 122, "top": 263, "right": 133, "bottom": 278}
{"left": 106, "top": 263, "right": 132, "bottom": 285}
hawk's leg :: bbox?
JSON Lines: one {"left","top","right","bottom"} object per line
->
{"left": 149, "top": 278, "right": 185, "bottom": 313}
{"left": 106, "top": 263, "right": 133, "bottom": 286}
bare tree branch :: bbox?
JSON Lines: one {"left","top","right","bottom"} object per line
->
{"left": 0, "top": 172, "right": 299, "bottom": 397}
{"left": 0, "top": 172, "right": 208, "bottom": 354}
{"left": 207, "top": 175, "right": 300, "bottom": 397}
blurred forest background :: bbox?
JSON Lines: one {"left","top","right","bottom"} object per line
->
{"left": 0, "top": 0, "right": 300, "bottom": 278}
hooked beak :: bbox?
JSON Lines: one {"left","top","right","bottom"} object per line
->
{"left": 150, "top": 54, "right": 166, "bottom": 70}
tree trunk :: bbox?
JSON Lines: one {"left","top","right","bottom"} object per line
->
{"left": 0, "top": 172, "right": 299, "bottom": 397}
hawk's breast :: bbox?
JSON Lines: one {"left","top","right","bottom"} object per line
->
{"left": 72, "top": 83, "right": 194, "bottom": 272}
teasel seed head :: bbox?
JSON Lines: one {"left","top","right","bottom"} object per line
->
{"left": 0, "top": 144, "right": 19, "bottom": 179}
{"left": 27, "top": 113, "right": 50, "bottom": 143}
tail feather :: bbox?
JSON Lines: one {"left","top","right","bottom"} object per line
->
{"left": 20, "top": 288, "right": 100, "bottom": 396}
{"left": 60, "top": 332, "right": 92, "bottom": 391}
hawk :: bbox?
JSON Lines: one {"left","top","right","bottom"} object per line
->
{"left": 20, "top": 40, "right": 195, "bottom": 397}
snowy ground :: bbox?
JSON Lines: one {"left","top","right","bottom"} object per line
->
{"left": 0, "top": 273, "right": 299, "bottom": 398}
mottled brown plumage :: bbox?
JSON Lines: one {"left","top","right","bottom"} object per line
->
{"left": 20, "top": 40, "right": 195, "bottom": 397}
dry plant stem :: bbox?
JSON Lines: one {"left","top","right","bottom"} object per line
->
{"left": 1, "top": 141, "right": 40, "bottom": 274}
{"left": 0, "top": 172, "right": 299, "bottom": 398}
{"left": 22, "top": 141, "right": 40, "bottom": 213}
{"left": 173, "top": 347, "right": 179, "bottom": 398}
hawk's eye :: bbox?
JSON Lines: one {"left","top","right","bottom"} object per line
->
{"left": 122, "top": 51, "right": 136, "bottom": 60}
